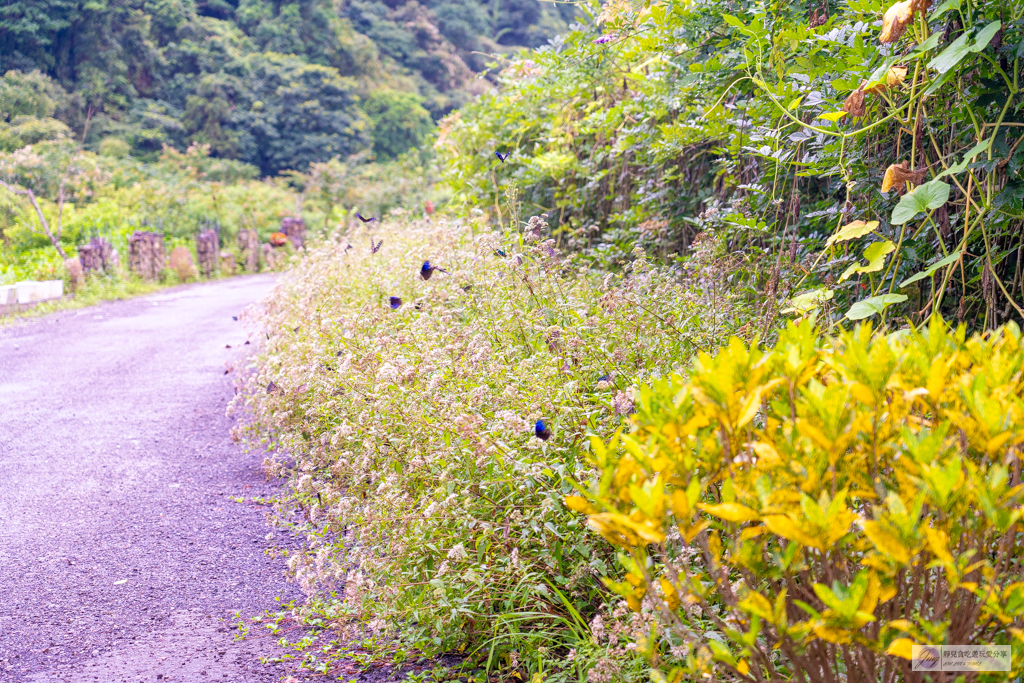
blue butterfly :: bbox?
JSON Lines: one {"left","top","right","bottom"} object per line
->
{"left": 420, "top": 261, "right": 448, "bottom": 280}
{"left": 598, "top": 374, "right": 613, "bottom": 384}
{"left": 535, "top": 419, "right": 552, "bottom": 441}
{"left": 494, "top": 249, "right": 507, "bottom": 257}
{"left": 356, "top": 213, "right": 377, "bottom": 223}
{"left": 495, "top": 151, "right": 511, "bottom": 162}
{"left": 389, "top": 296, "right": 403, "bottom": 310}
{"left": 371, "top": 239, "right": 383, "bottom": 254}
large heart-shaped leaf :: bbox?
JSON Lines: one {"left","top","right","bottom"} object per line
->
{"left": 891, "top": 180, "right": 951, "bottom": 225}
{"left": 782, "top": 288, "right": 834, "bottom": 315}
{"left": 840, "top": 240, "right": 895, "bottom": 282}
{"left": 826, "top": 220, "right": 879, "bottom": 247}
{"left": 845, "top": 294, "right": 908, "bottom": 321}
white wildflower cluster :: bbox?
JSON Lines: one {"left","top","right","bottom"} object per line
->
{"left": 230, "top": 215, "right": 737, "bottom": 655}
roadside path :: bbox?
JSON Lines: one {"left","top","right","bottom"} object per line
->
{"left": 0, "top": 275, "right": 304, "bottom": 683}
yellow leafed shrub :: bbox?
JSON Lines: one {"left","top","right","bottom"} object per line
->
{"left": 571, "top": 317, "right": 1024, "bottom": 681}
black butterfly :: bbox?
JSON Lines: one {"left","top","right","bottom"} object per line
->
{"left": 495, "top": 151, "right": 511, "bottom": 163}
{"left": 266, "top": 381, "right": 279, "bottom": 394}
{"left": 371, "top": 239, "right": 383, "bottom": 254}
{"left": 494, "top": 249, "right": 507, "bottom": 257}
{"left": 535, "top": 419, "right": 552, "bottom": 441}
{"left": 317, "top": 492, "right": 323, "bottom": 506}
{"left": 598, "top": 374, "right": 613, "bottom": 384}
{"left": 389, "top": 296, "right": 403, "bottom": 310}
{"left": 420, "top": 261, "right": 448, "bottom": 280}
{"left": 356, "top": 213, "right": 377, "bottom": 223}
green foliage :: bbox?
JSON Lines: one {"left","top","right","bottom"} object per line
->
{"left": 231, "top": 52, "right": 371, "bottom": 174}
{"left": 0, "top": 0, "right": 573, "bottom": 172}
{"left": 234, "top": 213, "right": 760, "bottom": 672}
{"left": 439, "top": 0, "right": 1024, "bottom": 331}
{"left": 573, "top": 317, "right": 1024, "bottom": 681}
{"left": 363, "top": 89, "right": 433, "bottom": 159}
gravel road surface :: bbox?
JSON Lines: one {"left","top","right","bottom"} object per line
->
{"left": 0, "top": 275, "right": 307, "bottom": 683}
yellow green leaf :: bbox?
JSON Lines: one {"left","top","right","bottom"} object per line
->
{"left": 863, "top": 521, "right": 911, "bottom": 564}
{"left": 699, "top": 501, "right": 761, "bottom": 523}
{"left": 826, "top": 220, "right": 880, "bottom": 247}
{"left": 886, "top": 638, "right": 916, "bottom": 660}
{"left": 763, "top": 514, "right": 822, "bottom": 549}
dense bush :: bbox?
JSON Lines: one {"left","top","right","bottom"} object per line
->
{"left": 571, "top": 316, "right": 1024, "bottom": 680}
{"left": 438, "top": 0, "right": 1024, "bottom": 331}
{"left": 233, "top": 214, "right": 760, "bottom": 674}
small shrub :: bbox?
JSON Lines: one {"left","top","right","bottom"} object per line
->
{"left": 572, "top": 317, "right": 1024, "bottom": 681}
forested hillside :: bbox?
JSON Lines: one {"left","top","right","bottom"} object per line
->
{"left": 0, "top": 0, "right": 574, "bottom": 173}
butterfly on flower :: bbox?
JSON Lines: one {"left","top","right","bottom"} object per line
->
{"left": 494, "top": 249, "right": 507, "bottom": 257}
{"left": 389, "top": 296, "right": 403, "bottom": 310}
{"left": 371, "top": 239, "right": 383, "bottom": 254}
{"left": 596, "top": 374, "right": 614, "bottom": 390}
{"left": 494, "top": 151, "right": 512, "bottom": 163}
{"left": 266, "top": 381, "right": 280, "bottom": 394}
{"left": 420, "top": 261, "right": 448, "bottom": 280}
{"left": 535, "top": 419, "right": 552, "bottom": 441}
{"left": 356, "top": 213, "right": 377, "bottom": 223}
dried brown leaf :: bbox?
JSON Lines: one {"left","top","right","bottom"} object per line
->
{"left": 843, "top": 86, "right": 867, "bottom": 118}
{"left": 881, "top": 161, "right": 927, "bottom": 194}
{"left": 865, "top": 66, "right": 909, "bottom": 94}
{"left": 879, "top": 0, "right": 913, "bottom": 44}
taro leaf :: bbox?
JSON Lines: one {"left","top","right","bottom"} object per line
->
{"left": 845, "top": 294, "right": 909, "bottom": 321}
{"left": 928, "top": 21, "right": 1001, "bottom": 74}
{"left": 899, "top": 249, "right": 963, "bottom": 287}
{"left": 935, "top": 139, "right": 991, "bottom": 179}
{"left": 826, "top": 220, "right": 879, "bottom": 247}
{"left": 840, "top": 240, "right": 896, "bottom": 282}
{"left": 891, "top": 181, "right": 951, "bottom": 225}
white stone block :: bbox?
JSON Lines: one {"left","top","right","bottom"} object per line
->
{"left": 44, "top": 280, "right": 64, "bottom": 299}
{"left": 16, "top": 281, "right": 43, "bottom": 304}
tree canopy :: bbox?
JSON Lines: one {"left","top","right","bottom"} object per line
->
{"left": 0, "top": 0, "right": 575, "bottom": 172}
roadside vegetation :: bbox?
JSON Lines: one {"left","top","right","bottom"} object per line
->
{"left": 233, "top": 0, "right": 1024, "bottom": 679}
{"left": 4, "top": 0, "right": 1023, "bottom": 678}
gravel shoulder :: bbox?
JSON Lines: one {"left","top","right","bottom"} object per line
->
{"left": 0, "top": 275, "right": 306, "bottom": 683}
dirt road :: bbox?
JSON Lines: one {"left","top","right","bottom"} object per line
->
{"left": 0, "top": 276, "right": 305, "bottom": 683}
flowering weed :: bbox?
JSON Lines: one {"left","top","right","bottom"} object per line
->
{"left": 234, "top": 214, "right": 758, "bottom": 674}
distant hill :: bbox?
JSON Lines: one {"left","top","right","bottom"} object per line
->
{"left": 0, "top": 0, "right": 575, "bottom": 174}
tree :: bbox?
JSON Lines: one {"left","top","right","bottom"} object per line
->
{"left": 230, "top": 53, "right": 372, "bottom": 175}
{"left": 0, "top": 138, "right": 95, "bottom": 260}
{"left": 363, "top": 89, "right": 433, "bottom": 159}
